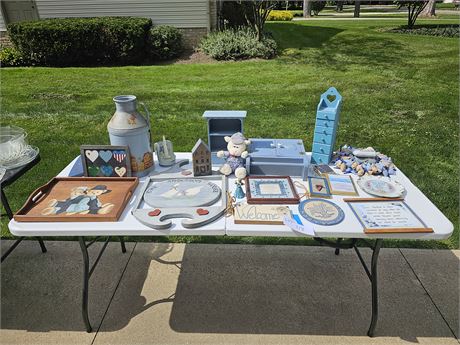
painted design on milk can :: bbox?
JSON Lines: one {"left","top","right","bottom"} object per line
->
{"left": 107, "top": 95, "right": 154, "bottom": 177}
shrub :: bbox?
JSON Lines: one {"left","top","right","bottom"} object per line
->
{"left": 312, "top": 1, "right": 326, "bottom": 15}
{"left": 0, "top": 47, "right": 25, "bottom": 67}
{"left": 200, "top": 29, "right": 277, "bottom": 61}
{"left": 148, "top": 25, "right": 183, "bottom": 60}
{"left": 267, "top": 10, "right": 294, "bottom": 21}
{"left": 389, "top": 25, "right": 459, "bottom": 38}
{"left": 8, "top": 17, "right": 152, "bottom": 66}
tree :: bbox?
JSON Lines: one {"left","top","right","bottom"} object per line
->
{"left": 396, "top": 1, "right": 429, "bottom": 28}
{"left": 336, "top": 0, "right": 344, "bottom": 12}
{"left": 237, "top": 0, "right": 277, "bottom": 41}
{"left": 312, "top": 1, "right": 326, "bottom": 15}
{"left": 354, "top": 0, "right": 361, "bottom": 18}
{"left": 303, "top": 0, "right": 312, "bottom": 18}
{"left": 421, "top": 0, "right": 436, "bottom": 16}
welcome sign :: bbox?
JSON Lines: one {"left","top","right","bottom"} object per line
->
{"left": 234, "top": 204, "right": 291, "bottom": 225}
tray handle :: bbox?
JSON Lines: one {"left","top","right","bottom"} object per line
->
{"left": 16, "top": 178, "right": 57, "bottom": 215}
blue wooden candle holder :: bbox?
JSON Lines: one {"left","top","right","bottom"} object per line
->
{"left": 311, "top": 87, "right": 342, "bottom": 165}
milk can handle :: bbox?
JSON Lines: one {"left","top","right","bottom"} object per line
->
{"left": 139, "top": 102, "right": 152, "bottom": 146}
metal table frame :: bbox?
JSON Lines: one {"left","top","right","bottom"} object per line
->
{"left": 1, "top": 155, "right": 47, "bottom": 263}
{"left": 76, "top": 235, "right": 383, "bottom": 337}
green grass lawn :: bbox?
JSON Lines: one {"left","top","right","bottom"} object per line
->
{"left": 1, "top": 19, "right": 458, "bottom": 249}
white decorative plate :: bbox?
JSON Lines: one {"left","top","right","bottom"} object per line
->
{"left": 357, "top": 176, "right": 405, "bottom": 198}
{"left": 144, "top": 178, "right": 221, "bottom": 208}
{"left": 0, "top": 145, "right": 39, "bottom": 170}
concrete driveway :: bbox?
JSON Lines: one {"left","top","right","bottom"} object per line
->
{"left": 1, "top": 240, "right": 458, "bottom": 345}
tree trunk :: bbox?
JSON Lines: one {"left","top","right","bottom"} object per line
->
{"left": 303, "top": 0, "right": 312, "bottom": 18}
{"left": 421, "top": 0, "right": 436, "bottom": 16}
{"left": 354, "top": 1, "right": 361, "bottom": 18}
{"left": 336, "top": 1, "right": 344, "bottom": 12}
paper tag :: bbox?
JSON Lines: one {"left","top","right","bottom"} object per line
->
{"left": 283, "top": 215, "right": 315, "bottom": 236}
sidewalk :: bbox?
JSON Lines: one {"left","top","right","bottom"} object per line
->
{"left": 1, "top": 240, "right": 458, "bottom": 345}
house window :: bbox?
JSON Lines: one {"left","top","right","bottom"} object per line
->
{"left": 201, "top": 158, "right": 204, "bottom": 163}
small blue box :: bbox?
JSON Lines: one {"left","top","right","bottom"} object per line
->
{"left": 246, "top": 138, "right": 309, "bottom": 180}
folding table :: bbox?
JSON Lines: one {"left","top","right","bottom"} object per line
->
{"left": 8, "top": 153, "right": 453, "bottom": 337}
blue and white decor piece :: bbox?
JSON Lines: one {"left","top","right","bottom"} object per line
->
{"left": 246, "top": 138, "right": 309, "bottom": 180}
{"left": 311, "top": 87, "right": 342, "bottom": 165}
{"left": 298, "top": 199, "right": 345, "bottom": 226}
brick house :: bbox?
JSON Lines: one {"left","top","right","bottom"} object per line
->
{"left": 0, "top": 0, "right": 218, "bottom": 48}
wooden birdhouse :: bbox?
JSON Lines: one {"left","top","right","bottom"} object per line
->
{"left": 192, "top": 139, "right": 212, "bottom": 176}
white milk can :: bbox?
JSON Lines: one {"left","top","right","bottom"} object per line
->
{"left": 108, "top": 95, "right": 154, "bottom": 177}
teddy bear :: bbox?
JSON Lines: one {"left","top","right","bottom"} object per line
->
{"left": 217, "top": 132, "right": 250, "bottom": 180}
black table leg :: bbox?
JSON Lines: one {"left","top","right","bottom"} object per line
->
{"left": 1, "top": 188, "right": 47, "bottom": 262}
{"left": 119, "top": 236, "right": 126, "bottom": 253}
{"left": 78, "top": 237, "right": 92, "bottom": 333}
{"left": 335, "top": 238, "right": 342, "bottom": 255}
{"left": 1, "top": 188, "right": 13, "bottom": 219}
{"left": 367, "top": 239, "right": 383, "bottom": 337}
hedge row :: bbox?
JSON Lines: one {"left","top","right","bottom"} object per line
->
{"left": 267, "top": 10, "right": 294, "bottom": 21}
{"left": 4, "top": 17, "right": 183, "bottom": 67}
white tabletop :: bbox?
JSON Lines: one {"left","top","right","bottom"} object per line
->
{"left": 9, "top": 153, "right": 453, "bottom": 240}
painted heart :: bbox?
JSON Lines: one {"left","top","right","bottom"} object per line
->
{"left": 99, "top": 150, "right": 113, "bottom": 163}
{"left": 196, "top": 208, "right": 209, "bottom": 216}
{"left": 85, "top": 150, "right": 99, "bottom": 162}
{"left": 115, "top": 166, "right": 126, "bottom": 177}
{"left": 315, "top": 184, "right": 324, "bottom": 191}
{"left": 181, "top": 170, "right": 192, "bottom": 176}
{"left": 88, "top": 165, "right": 99, "bottom": 177}
{"left": 101, "top": 165, "right": 113, "bottom": 176}
{"left": 148, "top": 209, "right": 161, "bottom": 217}
{"left": 113, "top": 150, "right": 126, "bottom": 163}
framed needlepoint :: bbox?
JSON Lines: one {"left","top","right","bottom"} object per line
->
{"left": 245, "top": 176, "right": 300, "bottom": 204}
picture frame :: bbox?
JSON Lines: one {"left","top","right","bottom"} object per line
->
{"left": 314, "top": 164, "right": 336, "bottom": 176}
{"left": 245, "top": 176, "right": 300, "bottom": 204}
{"left": 80, "top": 145, "right": 131, "bottom": 178}
{"left": 326, "top": 174, "right": 358, "bottom": 196}
{"left": 307, "top": 176, "right": 332, "bottom": 198}
{"left": 345, "top": 198, "right": 433, "bottom": 234}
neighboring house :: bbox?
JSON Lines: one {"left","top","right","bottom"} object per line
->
{"left": 0, "top": 0, "right": 217, "bottom": 47}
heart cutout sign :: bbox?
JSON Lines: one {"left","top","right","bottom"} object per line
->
{"left": 85, "top": 150, "right": 99, "bottom": 162}
{"left": 196, "top": 208, "right": 209, "bottom": 216}
{"left": 99, "top": 150, "right": 113, "bottom": 163}
{"left": 148, "top": 209, "right": 161, "bottom": 217}
{"left": 115, "top": 167, "right": 126, "bottom": 177}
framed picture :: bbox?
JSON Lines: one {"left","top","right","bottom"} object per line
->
{"left": 345, "top": 198, "right": 433, "bottom": 234}
{"left": 326, "top": 174, "right": 358, "bottom": 196}
{"left": 307, "top": 176, "right": 331, "bottom": 198}
{"left": 314, "top": 164, "right": 336, "bottom": 176}
{"left": 80, "top": 145, "right": 131, "bottom": 178}
{"left": 245, "top": 176, "right": 300, "bottom": 204}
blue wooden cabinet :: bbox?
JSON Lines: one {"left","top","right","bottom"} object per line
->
{"left": 311, "top": 87, "right": 342, "bottom": 165}
{"left": 246, "top": 138, "right": 309, "bottom": 180}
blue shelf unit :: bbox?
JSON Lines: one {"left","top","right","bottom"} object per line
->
{"left": 203, "top": 110, "right": 247, "bottom": 164}
{"left": 311, "top": 87, "right": 342, "bottom": 165}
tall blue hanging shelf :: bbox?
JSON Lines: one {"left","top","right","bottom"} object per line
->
{"left": 311, "top": 87, "right": 342, "bottom": 165}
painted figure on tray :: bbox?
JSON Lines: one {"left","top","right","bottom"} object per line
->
{"left": 41, "top": 185, "right": 114, "bottom": 216}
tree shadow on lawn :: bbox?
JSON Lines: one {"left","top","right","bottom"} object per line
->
{"left": 269, "top": 23, "right": 407, "bottom": 69}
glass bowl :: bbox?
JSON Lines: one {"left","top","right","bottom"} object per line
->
{"left": 0, "top": 126, "right": 28, "bottom": 164}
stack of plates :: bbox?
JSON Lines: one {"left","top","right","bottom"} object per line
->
{"left": 0, "top": 126, "right": 39, "bottom": 170}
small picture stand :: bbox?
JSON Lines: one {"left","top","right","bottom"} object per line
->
{"left": 80, "top": 145, "right": 131, "bottom": 178}
{"left": 307, "top": 176, "right": 332, "bottom": 198}
{"left": 345, "top": 198, "right": 433, "bottom": 234}
{"left": 326, "top": 174, "right": 358, "bottom": 196}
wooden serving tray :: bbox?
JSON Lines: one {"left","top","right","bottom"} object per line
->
{"left": 14, "top": 177, "right": 138, "bottom": 222}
